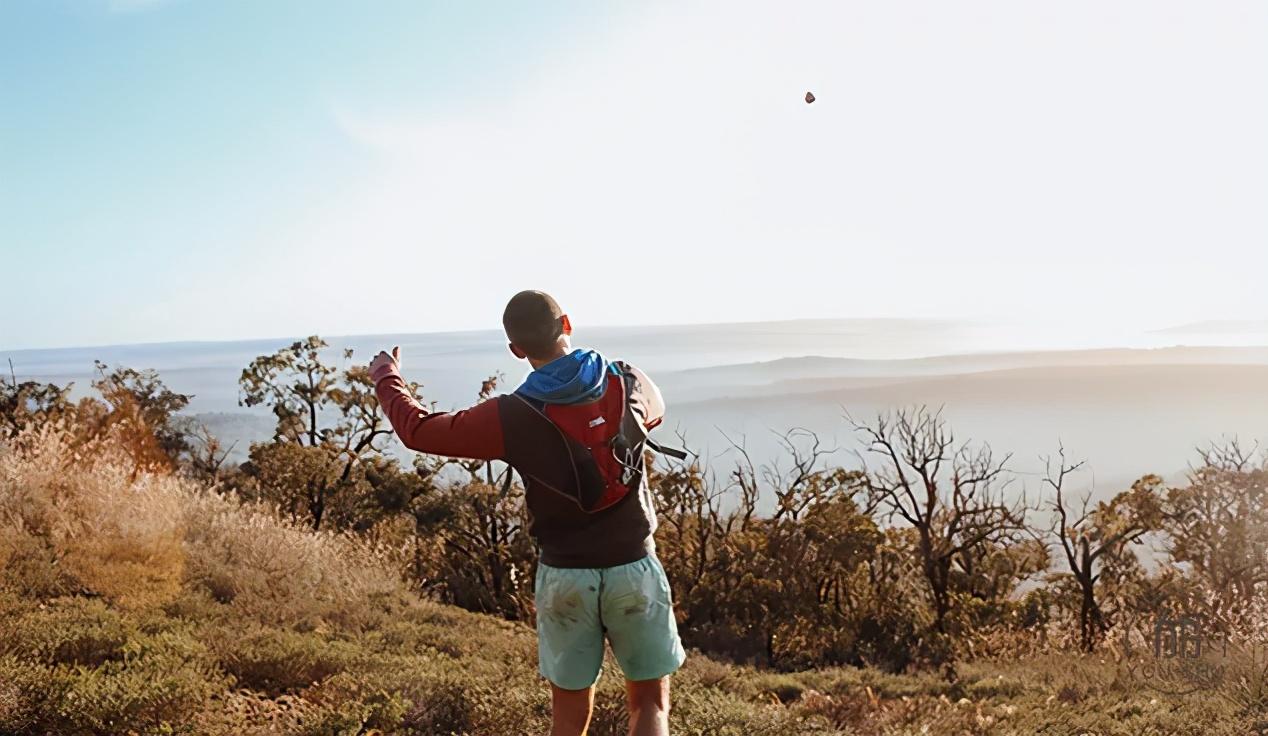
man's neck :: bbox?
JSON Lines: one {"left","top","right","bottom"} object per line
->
{"left": 528, "top": 347, "right": 571, "bottom": 371}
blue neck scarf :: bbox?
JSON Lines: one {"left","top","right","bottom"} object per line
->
{"left": 516, "top": 348, "right": 612, "bottom": 405}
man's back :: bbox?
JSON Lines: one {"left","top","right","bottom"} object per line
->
{"left": 496, "top": 358, "right": 664, "bottom": 569}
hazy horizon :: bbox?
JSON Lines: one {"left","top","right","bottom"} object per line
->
{"left": 7, "top": 314, "right": 1268, "bottom": 355}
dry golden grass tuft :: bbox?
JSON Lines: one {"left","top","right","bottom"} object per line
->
{"left": 1, "top": 425, "right": 399, "bottom": 622}
{"left": 0, "top": 426, "right": 185, "bottom": 609}
{"left": 181, "top": 487, "right": 401, "bottom": 628}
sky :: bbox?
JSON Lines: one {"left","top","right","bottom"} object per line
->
{"left": 2, "top": 0, "right": 1266, "bottom": 351}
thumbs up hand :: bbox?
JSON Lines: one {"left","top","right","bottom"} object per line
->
{"left": 369, "top": 346, "right": 401, "bottom": 381}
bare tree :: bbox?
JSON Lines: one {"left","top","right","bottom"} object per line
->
{"left": 1195, "top": 437, "right": 1259, "bottom": 473}
{"left": 185, "top": 421, "right": 236, "bottom": 483}
{"left": 1040, "top": 450, "right": 1099, "bottom": 651}
{"left": 1040, "top": 446, "right": 1163, "bottom": 651}
{"left": 850, "top": 406, "right": 1026, "bottom": 633}
{"left": 762, "top": 428, "right": 859, "bottom": 522}
{"left": 657, "top": 429, "right": 879, "bottom": 667}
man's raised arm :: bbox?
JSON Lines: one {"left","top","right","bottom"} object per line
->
{"left": 370, "top": 347, "right": 505, "bottom": 460}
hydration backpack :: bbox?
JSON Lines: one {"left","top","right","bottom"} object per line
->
{"left": 500, "top": 362, "right": 687, "bottom": 512}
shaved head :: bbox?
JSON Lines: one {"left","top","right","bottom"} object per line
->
{"left": 503, "top": 290, "right": 566, "bottom": 360}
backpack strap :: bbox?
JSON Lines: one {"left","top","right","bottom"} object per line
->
{"left": 645, "top": 437, "right": 689, "bottom": 461}
{"left": 497, "top": 394, "right": 545, "bottom": 500}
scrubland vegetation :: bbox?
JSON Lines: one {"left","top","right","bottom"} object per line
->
{"left": 1, "top": 340, "right": 1266, "bottom": 734}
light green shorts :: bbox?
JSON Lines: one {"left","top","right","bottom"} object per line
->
{"left": 535, "top": 554, "right": 686, "bottom": 690}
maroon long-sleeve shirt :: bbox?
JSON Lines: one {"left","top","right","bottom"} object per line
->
{"left": 372, "top": 358, "right": 666, "bottom": 568}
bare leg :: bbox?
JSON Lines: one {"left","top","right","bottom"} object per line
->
{"left": 625, "top": 677, "right": 670, "bottom": 736}
{"left": 550, "top": 683, "right": 595, "bottom": 736}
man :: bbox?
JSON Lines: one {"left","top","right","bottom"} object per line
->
{"left": 369, "top": 290, "right": 686, "bottom": 736}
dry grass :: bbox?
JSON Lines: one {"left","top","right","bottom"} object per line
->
{"left": 0, "top": 426, "right": 185, "bottom": 608}
{"left": 181, "top": 486, "right": 401, "bottom": 629}
{"left": 1, "top": 427, "right": 1264, "bottom": 735}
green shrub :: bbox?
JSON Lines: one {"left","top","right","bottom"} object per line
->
{"left": 0, "top": 598, "right": 131, "bottom": 666}
{"left": 210, "top": 625, "right": 363, "bottom": 695}
{"left": 0, "top": 530, "right": 78, "bottom": 598}
{"left": 964, "top": 674, "right": 1028, "bottom": 699}
{"left": 0, "top": 635, "right": 222, "bottom": 735}
{"left": 0, "top": 656, "right": 49, "bottom": 734}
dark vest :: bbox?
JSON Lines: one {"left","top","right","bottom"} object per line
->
{"left": 496, "top": 367, "right": 658, "bottom": 569}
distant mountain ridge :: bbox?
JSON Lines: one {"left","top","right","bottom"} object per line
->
{"left": 656, "top": 346, "right": 1268, "bottom": 403}
{"left": 670, "top": 345, "right": 1268, "bottom": 377}
{"left": 673, "top": 362, "right": 1268, "bottom": 408}
{"left": 1153, "top": 320, "right": 1268, "bottom": 334}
